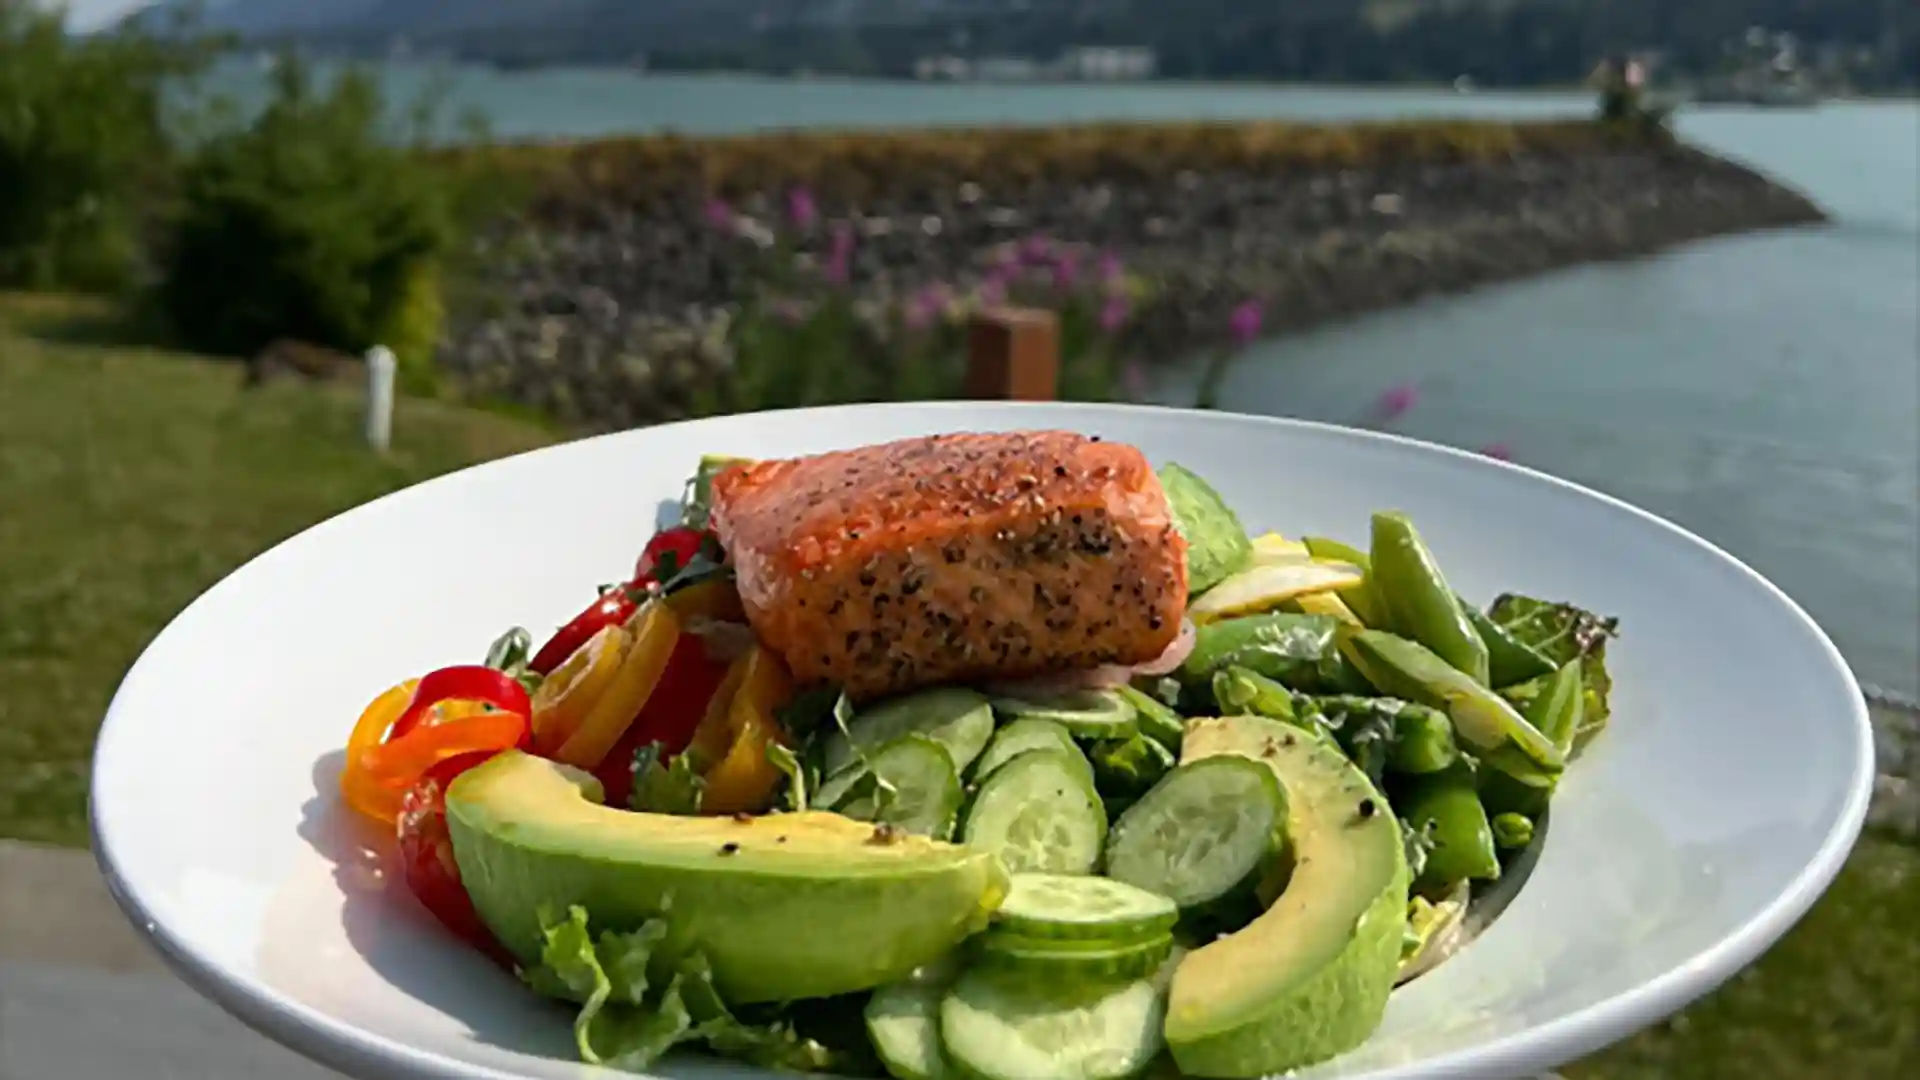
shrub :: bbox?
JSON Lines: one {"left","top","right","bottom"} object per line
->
{"left": 0, "top": 2, "right": 215, "bottom": 291}
{"left": 155, "top": 55, "right": 452, "bottom": 375}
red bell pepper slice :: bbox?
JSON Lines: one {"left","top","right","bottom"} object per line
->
{"left": 389, "top": 665, "right": 533, "bottom": 741}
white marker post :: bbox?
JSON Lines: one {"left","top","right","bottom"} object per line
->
{"left": 365, "top": 345, "right": 396, "bottom": 453}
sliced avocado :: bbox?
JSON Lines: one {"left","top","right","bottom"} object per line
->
{"left": 446, "top": 751, "right": 1009, "bottom": 1005}
{"left": 1158, "top": 463, "right": 1253, "bottom": 595}
{"left": 1162, "top": 716, "right": 1409, "bottom": 1078}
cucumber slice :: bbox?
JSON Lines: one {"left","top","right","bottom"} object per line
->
{"left": 1113, "top": 685, "right": 1185, "bottom": 750}
{"left": 990, "top": 689, "right": 1138, "bottom": 740}
{"left": 825, "top": 688, "right": 997, "bottom": 777}
{"left": 867, "top": 966, "right": 958, "bottom": 1080}
{"left": 975, "top": 932, "right": 1173, "bottom": 985}
{"left": 991, "top": 872, "right": 1179, "bottom": 943}
{"left": 836, "top": 736, "right": 965, "bottom": 838}
{"left": 815, "top": 761, "right": 871, "bottom": 810}
{"left": 960, "top": 749, "right": 1108, "bottom": 874}
{"left": 940, "top": 968, "right": 1166, "bottom": 1080}
{"left": 1104, "top": 756, "right": 1288, "bottom": 911}
{"left": 972, "top": 719, "right": 1088, "bottom": 783}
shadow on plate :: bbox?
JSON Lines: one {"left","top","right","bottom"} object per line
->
{"left": 279, "top": 750, "right": 577, "bottom": 1062}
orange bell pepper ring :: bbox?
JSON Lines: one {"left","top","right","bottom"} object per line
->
{"left": 552, "top": 600, "right": 683, "bottom": 770}
{"left": 697, "top": 645, "right": 796, "bottom": 816}
{"left": 340, "top": 678, "right": 420, "bottom": 823}
{"left": 360, "top": 707, "right": 529, "bottom": 788}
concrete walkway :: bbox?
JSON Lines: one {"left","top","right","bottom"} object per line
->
{"left": 0, "top": 840, "right": 343, "bottom": 1080}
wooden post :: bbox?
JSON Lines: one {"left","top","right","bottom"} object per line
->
{"left": 966, "top": 307, "right": 1059, "bottom": 401}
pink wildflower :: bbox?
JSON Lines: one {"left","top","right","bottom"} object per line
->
{"left": 702, "top": 197, "right": 734, "bottom": 232}
{"left": 1228, "top": 299, "right": 1263, "bottom": 346}
{"left": 787, "top": 186, "right": 818, "bottom": 231}
{"left": 1098, "top": 295, "right": 1130, "bottom": 334}
{"left": 1376, "top": 383, "right": 1419, "bottom": 421}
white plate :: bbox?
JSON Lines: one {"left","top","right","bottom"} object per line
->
{"left": 91, "top": 402, "right": 1874, "bottom": 1080}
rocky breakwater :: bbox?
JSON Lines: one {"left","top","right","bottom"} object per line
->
{"left": 436, "top": 120, "right": 1826, "bottom": 432}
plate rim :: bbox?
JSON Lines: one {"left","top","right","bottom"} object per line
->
{"left": 87, "top": 401, "right": 1878, "bottom": 1080}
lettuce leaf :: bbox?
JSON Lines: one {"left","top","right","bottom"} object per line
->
{"left": 1488, "top": 594, "right": 1619, "bottom": 745}
{"left": 629, "top": 743, "right": 707, "bottom": 815}
{"left": 521, "top": 905, "right": 868, "bottom": 1074}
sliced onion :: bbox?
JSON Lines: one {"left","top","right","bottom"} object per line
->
{"left": 684, "top": 617, "right": 757, "bottom": 663}
{"left": 1130, "top": 617, "right": 1196, "bottom": 677}
{"left": 985, "top": 618, "right": 1195, "bottom": 699}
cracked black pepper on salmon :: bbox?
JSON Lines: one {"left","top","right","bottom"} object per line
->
{"left": 708, "top": 431, "right": 1189, "bottom": 701}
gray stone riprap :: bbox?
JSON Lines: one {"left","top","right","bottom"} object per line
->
{"left": 1868, "top": 689, "right": 1919, "bottom": 841}
{"left": 437, "top": 140, "right": 1825, "bottom": 432}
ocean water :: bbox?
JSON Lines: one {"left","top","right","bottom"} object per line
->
{"left": 237, "top": 63, "right": 1918, "bottom": 695}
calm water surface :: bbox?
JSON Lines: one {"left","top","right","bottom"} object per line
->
{"left": 302, "top": 65, "right": 1917, "bottom": 695}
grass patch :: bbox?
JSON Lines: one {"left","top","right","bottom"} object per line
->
{"left": 0, "top": 292, "right": 1909, "bottom": 1080}
{"left": 0, "top": 293, "right": 554, "bottom": 846}
{"left": 1572, "top": 835, "right": 1919, "bottom": 1079}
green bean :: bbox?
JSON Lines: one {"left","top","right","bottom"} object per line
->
{"left": 1368, "top": 513, "right": 1491, "bottom": 685}
{"left": 1346, "top": 630, "right": 1564, "bottom": 778}
{"left": 1491, "top": 812, "right": 1536, "bottom": 850}
{"left": 1114, "top": 684, "right": 1186, "bottom": 750}
{"left": 1524, "top": 659, "right": 1587, "bottom": 757}
{"left": 1302, "top": 536, "right": 1387, "bottom": 627}
{"left": 1461, "top": 601, "right": 1557, "bottom": 686}
{"left": 1400, "top": 768, "right": 1502, "bottom": 890}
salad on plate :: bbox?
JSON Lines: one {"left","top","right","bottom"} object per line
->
{"left": 335, "top": 430, "right": 1620, "bottom": 1080}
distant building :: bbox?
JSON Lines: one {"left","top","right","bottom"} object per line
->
{"left": 1056, "top": 46, "right": 1157, "bottom": 81}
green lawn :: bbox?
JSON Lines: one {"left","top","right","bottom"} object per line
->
{"left": 0, "top": 295, "right": 555, "bottom": 846}
{"left": 0, "top": 294, "right": 1911, "bottom": 1078}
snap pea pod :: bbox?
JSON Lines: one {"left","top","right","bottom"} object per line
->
{"left": 1179, "top": 612, "right": 1356, "bottom": 694}
{"left": 1524, "top": 659, "right": 1587, "bottom": 758}
{"left": 1313, "top": 696, "right": 1460, "bottom": 776}
{"left": 1114, "top": 684, "right": 1186, "bottom": 751}
{"left": 1491, "top": 812, "right": 1536, "bottom": 850}
{"left": 1210, "top": 666, "right": 1338, "bottom": 745}
{"left": 1301, "top": 536, "right": 1387, "bottom": 627}
{"left": 1368, "top": 513, "right": 1490, "bottom": 686}
{"left": 1400, "top": 767, "right": 1501, "bottom": 890}
{"left": 1088, "top": 734, "right": 1178, "bottom": 804}
{"left": 1460, "top": 601, "right": 1557, "bottom": 687}
{"left": 1345, "top": 630, "right": 1564, "bottom": 780}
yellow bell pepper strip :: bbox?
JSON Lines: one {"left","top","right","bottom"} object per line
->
{"left": 688, "top": 650, "right": 751, "bottom": 766}
{"left": 531, "top": 623, "right": 630, "bottom": 755}
{"left": 697, "top": 645, "right": 796, "bottom": 815}
{"left": 663, "top": 577, "right": 747, "bottom": 624}
{"left": 552, "top": 600, "right": 683, "bottom": 770}
{"left": 341, "top": 678, "right": 420, "bottom": 823}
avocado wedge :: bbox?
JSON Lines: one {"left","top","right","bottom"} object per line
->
{"left": 1162, "top": 717, "right": 1409, "bottom": 1078}
{"left": 446, "top": 751, "right": 1009, "bottom": 1005}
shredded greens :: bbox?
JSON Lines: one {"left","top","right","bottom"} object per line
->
{"left": 523, "top": 905, "right": 864, "bottom": 1073}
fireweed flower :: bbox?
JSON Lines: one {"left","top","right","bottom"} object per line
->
{"left": 1096, "top": 251, "right": 1125, "bottom": 287}
{"left": 822, "top": 222, "right": 855, "bottom": 285}
{"left": 703, "top": 198, "right": 734, "bottom": 232}
{"left": 787, "top": 186, "right": 818, "bottom": 231}
{"left": 1228, "top": 299, "right": 1263, "bottom": 345}
{"left": 1098, "top": 295, "right": 1130, "bottom": 334}
{"left": 1376, "top": 383, "right": 1419, "bottom": 421}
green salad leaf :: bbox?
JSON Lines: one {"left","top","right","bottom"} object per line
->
{"left": 523, "top": 906, "right": 865, "bottom": 1073}
{"left": 1488, "top": 594, "right": 1619, "bottom": 745}
{"left": 630, "top": 744, "right": 708, "bottom": 815}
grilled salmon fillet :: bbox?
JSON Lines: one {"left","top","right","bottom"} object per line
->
{"left": 709, "top": 431, "right": 1189, "bottom": 701}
